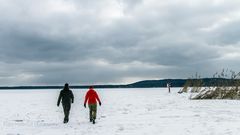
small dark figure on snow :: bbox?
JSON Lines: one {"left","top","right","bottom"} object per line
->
{"left": 57, "top": 83, "right": 74, "bottom": 123}
{"left": 167, "top": 83, "right": 171, "bottom": 93}
{"left": 84, "top": 86, "right": 101, "bottom": 124}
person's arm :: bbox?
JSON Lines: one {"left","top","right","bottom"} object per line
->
{"left": 71, "top": 91, "right": 74, "bottom": 103}
{"left": 57, "top": 91, "right": 62, "bottom": 106}
{"left": 84, "top": 91, "right": 89, "bottom": 107}
{"left": 95, "top": 91, "right": 101, "bottom": 106}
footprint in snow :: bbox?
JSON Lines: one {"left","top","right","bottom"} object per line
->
{"left": 14, "top": 120, "right": 23, "bottom": 122}
{"left": 100, "top": 116, "right": 106, "bottom": 118}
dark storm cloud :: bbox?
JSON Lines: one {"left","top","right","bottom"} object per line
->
{"left": 0, "top": 0, "right": 240, "bottom": 85}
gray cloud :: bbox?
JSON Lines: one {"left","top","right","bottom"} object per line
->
{"left": 0, "top": 0, "right": 240, "bottom": 85}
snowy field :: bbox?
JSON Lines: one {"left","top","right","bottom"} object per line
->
{"left": 1, "top": 88, "right": 240, "bottom": 135}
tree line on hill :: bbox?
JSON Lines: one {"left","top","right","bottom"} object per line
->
{"left": 0, "top": 78, "right": 239, "bottom": 89}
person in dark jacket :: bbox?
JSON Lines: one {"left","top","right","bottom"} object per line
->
{"left": 167, "top": 83, "right": 171, "bottom": 93}
{"left": 57, "top": 83, "right": 74, "bottom": 123}
{"left": 84, "top": 86, "right": 101, "bottom": 124}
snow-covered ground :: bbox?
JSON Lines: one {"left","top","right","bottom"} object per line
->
{"left": 0, "top": 88, "right": 240, "bottom": 135}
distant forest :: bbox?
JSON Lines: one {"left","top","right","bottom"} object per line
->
{"left": 0, "top": 78, "right": 239, "bottom": 89}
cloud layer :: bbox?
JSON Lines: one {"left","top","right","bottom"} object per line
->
{"left": 0, "top": 0, "right": 240, "bottom": 85}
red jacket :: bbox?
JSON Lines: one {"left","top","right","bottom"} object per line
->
{"left": 84, "top": 88, "right": 101, "bottom": 105}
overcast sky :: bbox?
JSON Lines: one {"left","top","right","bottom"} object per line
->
{"left": 0, "top": 0, "right": 240, "bottom": 85}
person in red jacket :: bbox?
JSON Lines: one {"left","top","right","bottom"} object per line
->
{"left": 84, "top": 86, "right": 101, "bottom": 124}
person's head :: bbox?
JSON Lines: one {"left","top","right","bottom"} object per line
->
{"left": 89, "top": 86, "right": 93, "bottom": 89}
{"left": 64, "top": 83, "right": 69, "bottom": 90}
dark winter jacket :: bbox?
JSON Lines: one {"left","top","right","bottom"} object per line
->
{"left": 57, "top": 89, "right": 74, "bottom": 106}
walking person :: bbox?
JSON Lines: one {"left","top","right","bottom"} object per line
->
{"left": 167, "top": 83, "right": 171, "bottom": 93}
{"left": 84, "top": 86, "right": 101, "bottom": 124}
{"left": 57, "top": 83, "right": 74, "bottom": 123}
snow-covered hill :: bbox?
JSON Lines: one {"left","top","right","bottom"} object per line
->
{"left": 0, "top": 88, "right": 240, "bottom": 135}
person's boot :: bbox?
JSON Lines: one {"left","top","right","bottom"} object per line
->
{"left": 64, "top": 119, "right": 67, "bottom": 123}
{"left": 64, "top": 117, "right": 68, "bottom": 123}
{"left": 66, "top": 118, "right": 69, "bottom": 123}
{"left": 90, "top": 118, "right": 93, "bottom": 122}
{"left": 92, "top": 119, "right": 95, "bottom": 124}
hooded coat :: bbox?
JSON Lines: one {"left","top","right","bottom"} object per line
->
{"left": 57, "top": 87, "right": 74, "bottom": 106}
{"left": 84, "top": 88, "right": 101, "bottom": 105}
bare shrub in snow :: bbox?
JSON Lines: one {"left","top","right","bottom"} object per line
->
{"left": 190, "top": 69, "right": 240, "bottom": 100}
{"left": 178, "top": 73, "right": 203, "bottom": 93}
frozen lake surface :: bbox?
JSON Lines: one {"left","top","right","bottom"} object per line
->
{"left": 0, "top": 88, "right": 240, "bottom": 135}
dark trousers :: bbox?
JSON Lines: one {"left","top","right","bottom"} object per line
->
{"left": 89, "top": 104, "right": 97, "bottom": 120}
{"left": 62, "top": 103, "right": 71, "bottom": 121}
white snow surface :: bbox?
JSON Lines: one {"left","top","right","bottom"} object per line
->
{"left": 0, "top": 88, "right": 240, "bottom": 135}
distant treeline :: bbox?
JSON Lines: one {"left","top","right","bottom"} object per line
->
{"left": 0, "top": 85, "right": 128, "bottom": 90}
{"left": 129, "top": 78, "right": 240, "bottom": 88}
{"left": 0, "top": 78, "right": 239, "bottom": 89}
